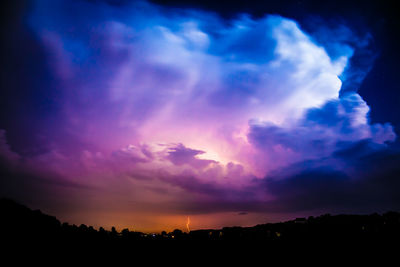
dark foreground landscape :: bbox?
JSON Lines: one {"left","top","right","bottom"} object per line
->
{"left": 2, "top": 198, "right": 400, "bottom": 248}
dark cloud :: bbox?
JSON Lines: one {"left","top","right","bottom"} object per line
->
{"left": 0, "top": 0, "right": 63, "bottom": 156}
{"left": 166, "top": 143, "right": 217, "bottom": 169}
{"left": 160, "top": 173, "right": 226, "bottom": 197}
{"left": 0, "top": 158, "right": 92, "bottom": 216}
{"left": 256, "top": 140, "right": 400, "bottom": 214}
{"left": 263, "top": 168, "right": 352, "bottom": 212}
{"left": 0, "top": 130, "right": 20, "bottom": 164}
{"left": 111, "top": 145, "right": 152, "bottom": 164}
{"left": 304, "top": 93, "right": 366, "bottom": 129}
{"left": 155, "top": 139, "right": 400, "bottom": 215}
{"left": 0, "top": 129, "right": 93, "bottom": 214}
{"left": 209, "top": 16, "right": 277, "bottom": 64}
{"left": 179, "top": 151, "right": 400, "bottom": 216}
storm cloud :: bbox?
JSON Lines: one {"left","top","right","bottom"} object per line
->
{"left": 0, "top": 0, "right": 398, "bottom": 231}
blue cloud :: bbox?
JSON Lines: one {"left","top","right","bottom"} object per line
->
{"left": 248, "top": 92, "right": 395, "bottom": 169}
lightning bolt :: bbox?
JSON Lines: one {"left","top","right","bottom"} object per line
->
{"left": 186, "top": 216, "right": 190, "bottom": 232}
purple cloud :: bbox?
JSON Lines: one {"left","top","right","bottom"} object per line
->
{"left": 0, "top": 0, "right": 398, "bottom": 231}
{"left": 165, "top": 143, "right": 217, "bottom": 168}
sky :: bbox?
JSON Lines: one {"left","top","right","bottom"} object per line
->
{"left": 1, "top": 0, "right": 400, "bottom": 232}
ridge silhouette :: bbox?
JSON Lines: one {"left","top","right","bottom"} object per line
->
{"left": 2, "top": 197, "right": 400, "bottom": 245}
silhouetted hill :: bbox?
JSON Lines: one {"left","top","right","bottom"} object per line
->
{"left": 1, "top": 198, "right": 400, "bottom": 255}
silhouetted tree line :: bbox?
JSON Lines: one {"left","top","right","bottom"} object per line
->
{"left": 1, "top": 198, "right": 400, "bottom": 248}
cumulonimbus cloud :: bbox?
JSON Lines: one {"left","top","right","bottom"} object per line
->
{"left": 0, "top": 0, "right": 397, "bottom": 228}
